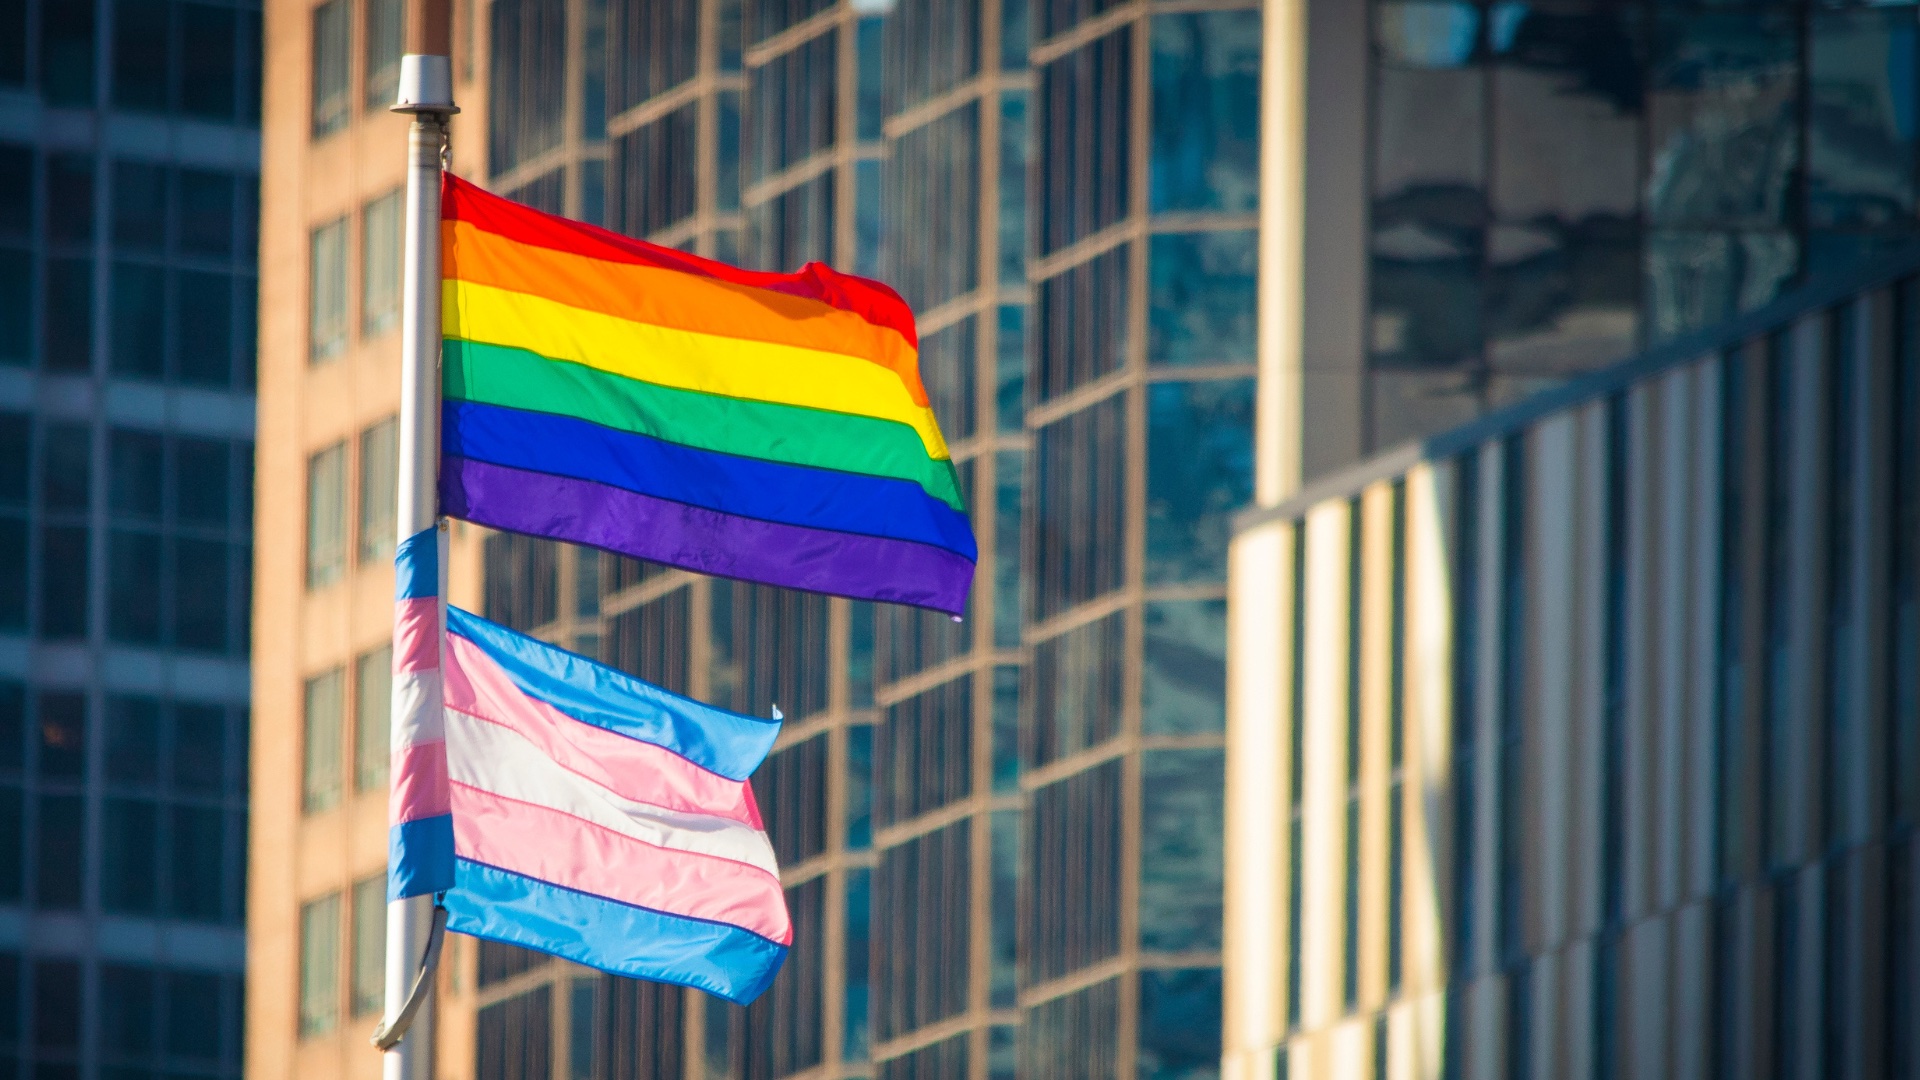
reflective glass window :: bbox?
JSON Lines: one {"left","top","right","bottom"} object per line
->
{"left": 1141, "top": 750, "right": 1224, "bottom": 951}
{"left": 1035, "top": 244, "right": 1129, "bottom": 401}
{"left": 1146, "top": 379, "right": 1254, "bottom": 585}
{"left": 180, "top": 2, "right": 240, "bottom": 121}
{"left": 311, "top": 0, "right": 351, "bottom": 137}
{"left": 1138, "top": 968, "right": 1223, "bottom": 1080}
{"left": 35, "top": 792, "right": 84, "bottom": 908}
{"left": 365, "top": 0, "right": 405, "bottom": 110}
{"left": 1809, "top": 11, "right": 1916, "bottom": 229}
{"left": 358, "top": 416, "right": 398, "bottom": 561}
{"left": 1032, "top": 391, "right": 1127, "bottom": 619}
{"left": 923, "top": 315, "right": 978, "bottom": 440}
{"left": 175, "top": 269, "right": 233, "bottom": 387}
{"left": 1000, "top": 90, "right": 1029, "bottom": 284}
{"left": 350, "top": 875, "right": 385, "bottom": 1017}
{"left": 1649, "top": 12, "right": 1800, "bottom": 232}
{"left": 1143, "top": 598, "right": 1226, "bottom": 736}
{"left": 306, "top": 441, "right": 346, "bottom": 588}
{"left": 303, "top": 668, "right": 344, "bottom": 814}
{"left": 612, "top": 102, "right": 697, "bottom": 239}
{"left": 39, "top": 524, "right": 90, "bottom": 638}
{"left": 1036, "top": 27, "right": 1131, "bottom": 255}
{"left": 298, "top": 893, "right": 340, "bottom": 1037}
{"left": 1148, "top": 230, "right": 1256, "bottom": 367}
{"left": 746, "top": 171, "right": 834, "bottom": 270}
{"left": 114, "top": 0, "right": 170, "bottom": 112}
{"left": 887, "top": 104, "right": 982, "bottom": 310}
{"left": 1027, "top": 611, "right": 1124, "bottom": 767}
{"left": 1025, "top": 761, "right": 1123, "bottom": 982}
{"left": 873, "top": 820, "right": 971, "bottom": 1039}
{"left": 43, "top": 256, "right": 93, "bottom": 372}
{"left": 308, "top": 217, "right": 347, "bottom": 361}
{"left": 1150, "top": 11, "right": 1259, "bottom": 214}
{"left": 111, "top": 263, "right": 166, "bottom": 379}
{"left": 40, "top": 0, "right": 94, "bottom": 105}
{"left": 361, "top": 190, "right": 402, "bottom": 337}
{"left": 609, "top": 0, "right": 695, "bottom": 112}
{"left": 748, "top": 31, "right": 837, "bottom": 183}
{"left": 355, "top": 645, "right": 392, "bottom": 793}
{"left": 166, "top": 802, "right": 224, "bottom": 919}
{"left": 876, "top": 676, "right": 972, "bottom": 826}
{"left": 883, "top": 0, "right": 977, "bottom": 116}
{"left": 994, "top": 448, "right": 1022, "bottom": 646}
{"left": 0, "top": 249, "right": 24, "bottom": 367}
{"left": 489, "top": 0, "right": 568, "bottom": 174}
{"left": 843, "top": 866, "right": 871, "bottom": 1060}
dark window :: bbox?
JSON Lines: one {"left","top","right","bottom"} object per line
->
{"left": 475, "top": 986, "right": 553, "bottom": 1080}
{"left": 1774, "top": 878, "right": 1801, "bottom": 1080}
{"left": 1894, "top": 284, "right": 1920, "bottom": 829}
{"left": 1141, "top": 749, "right": 1224, "bottom": 951}
{"left": 1036, "top": 27, "right": 1131, "bottom": 255}
{"left": 991, "top": 808, "right": 1019, "bottom": 1006}
{"left": 843, "top": 866, "right": 870, "bottom": 1060}
{"left": 482, "top": 532, "right": 559, "bottom": 632}
{"left": 709, "top": 580, "right": 830, "bottom": 721}
{"left": 1020, "top": 977, "right": 1119, "bottom": 1078}
{"left": 748, "top": 31, "right": 836, "bottom": 184}
{"left": 875, "top": 676, "right": 971, "bottom": 827}
{"left": 1142, "top": 598, "right": 1226, "bottom": 736}
{"left": 311, "top": 0, "right": 351, "bottom": 137}
{"left": 745, "top": 169, "right": 834, "bottom": 272}
{"left": 611, "top": 103, "right": 697, "bottom": 239}
{"left": 364, "top": 0, "right": 404, "bottom": 109}
{"left": 873, "top": 820, "right": 971, "bottom": 1040}
{"left": 43, "top": 256, "right": 93, "bottom": 372}
{"left": 1027, "top": 610, "right": 1124, "bottom": 768}
{"left": 884, "top": 104, "right": 981, "bottom": 312}
{"left": 1026, "top": 759, "right": 1123, "bottom": 983}
{"left": 1149, "top": 12, "right": 1259, "bottom": 213}
{"left": 1138, "top": 969, "right": 1223, "bottom": 1080}
{"left": 179, "top": 2, "right": 239, "bottom": 121}
{"left": 101, "top": 796, "right": 158, "bottom": 914}
{"left": 1145, "top": 378, "right": 1255, "bottom": 584}
{"left": 113, "top": 161, "right": 168, "bottom": 251}
{"left": 31, "top": 960, "right": 81, "bottom": 1049}
{"left": 1496, "top": 434, "right": 1527, "bottom": 965}
{"left": 751, "top": 733, "right": 828, "bottom": 865}
{"left": 1763, "top": 333, "right": 1793, "bottom": 868}
{"left": 39, "top": 524, "right": 90, "bottom": 639}
{"left": 35, "top": 792, "right": 84, "bottom": 908}
{"left": 603, "top": 586, "right": 691, "bottom": 695}
{"left": 1031, "top": 392, "right": 1127, "bottom": 621}
{"left": 1453, "top": 449, "right": 1482, "bottom": 974}
{"left": 882, "top": 0, "right": 977, "bottom": 116}
{"left": 113, "top": 0, "right": 171, "bottom": 112}
{"left": 110, "top": 263, "right": 166, "bottom": 379}
{"left": 476, "top": 941, "right": 550, "bottom": 988}
{"left": 40, "top": 0, "right": 96, "bottom": 105}
{"left": 488, "top": 0, "right": 568, "bottom": 174}
{"left": 1034, "top": 244, "right": 1128, "bottom": 402}
{"left": 608, "top": 0, "right": 695, "bottom": 111}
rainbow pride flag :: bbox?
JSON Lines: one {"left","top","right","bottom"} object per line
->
{"left": 437, "top": 175, "right": 976, "bottom": 615}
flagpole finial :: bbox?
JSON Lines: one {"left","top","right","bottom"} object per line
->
{"left": 392, "top": 55, "right": 459, "bottom": 116}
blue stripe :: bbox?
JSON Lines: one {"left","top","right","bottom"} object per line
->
{"left": 441, "top": 400, "right": 978, "bottom": 560}
{"left": 444, "top": 860, "right": 788, "bottom": 1005}
{"left": 388, "top": 815, "right": 455, "bottom": 900}
{"left": 395, "top": 527, "right": 440, "bottom": 600}
{"left": 445, "top": 605, "right": 779, "bottom": 781}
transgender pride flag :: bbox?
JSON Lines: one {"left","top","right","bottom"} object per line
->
{"left": 387, "top": 531, "right": 790, "bottom": 1004}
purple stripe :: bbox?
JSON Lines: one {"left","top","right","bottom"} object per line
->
{"left": 442, "top": 456, "right": 974, "bottom": 615}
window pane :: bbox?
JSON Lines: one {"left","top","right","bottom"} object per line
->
{"left": 1138, "top": 968, "right": 1223, "bottom": 1080}
{"left": 177, "top": 169, "right": 235, "bottom": 257}
{"left": 1648, "top": 12, "right": 1800, "bottom": 231}
{"left": 365, "top": 0, "right": 405, "bottom": 109}
{"left": 299, "top": 893, "right": 341, "bottom": 1037}
{"left": 179, "top": 3, "right": 238, "bottom": 121}
{"left": 0, "top": 248, "right": 28, "bottom": 365}
{"left": 1149, "top": 11, "right": 1259, "bottom": 214}
{"left": 167, "top": 803, "right": 225, "bottom": 920}
{"left": 311, "top": 0, "right": 352, "bottom": 136}
{"left": 873, "top": 819, "right": 971, "bottom": 1040}
{"left": 35, "top": 793, "right": 85, "bottom": 908}
{"left": 361, "top": 190, "right": 402, "bottom": 337}
{"left": 36, "top": 692, "right": 85, "bottom": 781}
{"left": 110, "top": 263, "right": 166, "bottom": 379}
{"left": 355, "top": 645, "right": 392, "bottom": 792}
{"left": 174, "top": 703, "right": 226, "bottom": 794}
{"left": 112, "top": 161, "right": 168, "bottom": 250}
{"left": 1036, "top": 26, "right": 1131, "bottom": 256}
{"left": 0, "top": 0, "right": 23, "bottom": 86}
{"left": 357, "top": 417, "right": 397, "bottom": 561}
{"left": 1034, "top": 244, "right": 1128, "bottom": 402}
{"left": 109, "top": 432, "right": 164, "bottom": 522}
{"left": 101, "top": 797, "right": 158, "bottom": 914}
{"left": 0, "top": 784, "right": 18, "bottom": 900}
{"left": 309, "top": 218, "right": 348, "bottom": 361}
{"left": 176, "top": 270, "right": 233, "bottom": 387}
{"left": 1146, "top": 379, "right": 1254, "bottom": 584}
{"left": 1140, "top": 749, "right": 1224, "bottom": 950}
{"left": 1028, "top": 611, "right": 1124, "bottom": 768}
{"left": 1148, "top": 230, "right": 1256, "bottom": 367}
{"left": 40, "top": 0, "right": 95, "bottom": 105}
{"left": 43, "top": 256, "right": 93, "bottom": 372}
{"left": 105, "top": 696, "right": 160, "bottom": 787}
{"left": 304, "top": 669, "right": 344, "bottom": 813}
{"left": 107, "top": 529, "right": 163, "bottom": 644}
{"left": 99, "top": 965, "right": 155, "bottom": 1055}
{"left": 1143, "top": 598, "right": 1227, "bottom": 736}
{"left": 162, "top": 969, "right": 221, "bottom": 1059}
{"left": 611, "top": 102, "right": 697, "bottom": 240}
{"left": 1808, "top": 12, "right": 1915, "bottom": 229}
{"left": 39, "top": 524, "right": 90, "bottom": 639}
{"left": 350, "top": 875, "right": 386, "bottom": 1016}
{"left": 999, "top": 91, "right": 1028, "bottom": 285}
{"left": 175, "top": 437, "right": 231, "bottom": 528}
{"left": 173, "top": 536, "right": 230, "bottom": 651}
{"left": 884, "top": 103, "right": 981, "bottom": 312}
{"left": 113, "top": 0, "right": 171, "bottom": 112}
{"left": 1032, "top": 392, "right": 1127, "bottom": 620}
{"left": 307, "top": 442, "right": 347, "bottom": 587}
{"left": 1026, "top": 761, "right": 1123, "bottom": 982}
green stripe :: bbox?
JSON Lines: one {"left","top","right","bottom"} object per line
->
{"left": 442, "top": 339, "right": 966, "bottom": 512}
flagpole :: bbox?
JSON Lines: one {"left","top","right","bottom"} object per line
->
{"left": 386, "top": 30, "right": 456, "bottom": 1080}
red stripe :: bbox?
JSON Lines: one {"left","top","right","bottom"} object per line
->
{"left": 441, "top": 173, "right": 918, "bottom": 348}
{"left": 451, "top": 783, "right": 792, "bottom": 944}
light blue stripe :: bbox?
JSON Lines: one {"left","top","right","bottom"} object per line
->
{"left": 444, "top": 860, "right": 788, "bottom": 1005}
{"left": 395, "top": 527, "right": 439, "bottom": 600}
{"left": 388, "top": 816, "right": 455, "bottom": 900}
{"left": 445, "top": 605, "right": 779, "bottom": 781}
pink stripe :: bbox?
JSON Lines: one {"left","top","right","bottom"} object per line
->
{"left": 391, "top": 741, "right": 451, "bottom": 824}
{"left": 451, "top": 784, "right": 791, "bottom": 943}
{"left": 443, "top": 632, "right": 762, "bottom": 828}
{"left": 394, "top": 598, "right": 440, "bottom": 674}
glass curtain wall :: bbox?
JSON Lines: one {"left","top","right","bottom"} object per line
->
{"left": 1365, "top": 0, "right": 1920, "bottom": 450}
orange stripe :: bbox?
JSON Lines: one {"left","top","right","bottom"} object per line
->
{"left": 443, "top": 219, "right": 929, "bottom": 407}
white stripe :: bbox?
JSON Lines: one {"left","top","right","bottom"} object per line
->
{"left": 445, "top": 709, "right": 780, "bottom": 876}
{"left": 392, "top": 669, "right": 445, "bottom": 750}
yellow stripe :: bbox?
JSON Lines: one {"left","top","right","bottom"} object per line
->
{"left": 444, "top": 280, "right": 952, "bottom": 461}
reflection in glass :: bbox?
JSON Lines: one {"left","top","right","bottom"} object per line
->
{"left": 1140, "top": 750, "right": 1224, "bottom": 951}
{"left": 1000, "top": 91, "right": 1029, "bottom": 284}
{"left": 1143, "top": 599, "right": 1227, "bottom": 736}
{"left": 1148, "top": 230, "right": 1256, "bottom": 366}
{"left": 1146, "top": 379, "right": 1254, "bottom": 585}
{"left": 1487, "top": 220, "right": 1639, "bottom": 376}
{"left": 1489, "top": 13, "right": 1642, "bottom": 225}
{"left": 991, "top": 809, "right": 1020, "bottom": 1007}
{"left": 995, "top": 306, "right": 1025, "bottom": 433}
{"left": 1647, "top": 12, "right": 1800, "bottom": 231}
{"left": 1027, "top": 611, "right": 1124, "bottom": 767}
{"left": 994, "top": 449, "right": 1023, "bottom": 648}
{"left": 1645, "top": 229, "right": 1798, "bottom": 341}
{"left": 1149, "top": 11, "right": 1260, "bottom": 214}
{"left": 1808, "top": 11, "right": 1916, "bottom": 229}
{"left": 843, "top": 866, "right": 871, "bottom": 1061}
{"left": 1138, "top": 968, "right": 1224, "bottom": 1080}
{"left": 1377, "top": 1, "right": 1480, "bottom": 69}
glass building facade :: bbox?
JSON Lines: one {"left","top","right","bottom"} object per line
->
{"left": 0, "top": 0, "right": 260, "bottom": 1074}
{"left": 1358, "top": 0, "right": 1920, "bottom": 456}
{"left": 442, "top": 0, "right": 1256, "bottom": 1075}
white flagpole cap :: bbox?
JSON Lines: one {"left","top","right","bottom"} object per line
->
{"left": 393, "top": 55, "right": 460, "bottom": 114}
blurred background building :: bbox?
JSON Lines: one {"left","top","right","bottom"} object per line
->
{"left": 251, "top": 2, "right": 1920, "bottom": 1080}
{"left": 1226, "top": 3, "right": 1920, "bottom": 1079}
{"left": 0, "top": 0, "right": 262, "bottom": 1074}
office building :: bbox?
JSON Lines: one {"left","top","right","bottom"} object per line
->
{"left": 0, "top": 0, "right": 262, "bottom": 1074}
{"left": 255, "top": 0, "right": 1261, "bottom": 1075}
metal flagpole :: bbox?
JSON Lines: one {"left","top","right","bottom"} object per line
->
{"left": 384, "top": 42, "right": 457, "bottom": 1080}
